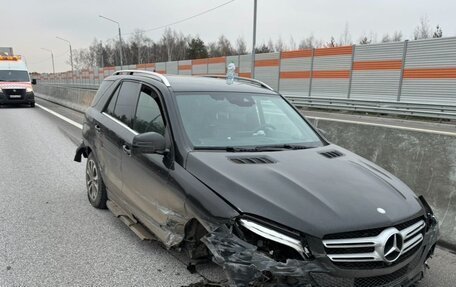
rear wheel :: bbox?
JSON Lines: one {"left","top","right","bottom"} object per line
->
{"left": 86, "top": 153, "right": 107, "bottom": 209}
{"left": 30, "top": 103, "right": 35, "bottom": 107}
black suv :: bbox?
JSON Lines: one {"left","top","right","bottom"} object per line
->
{"left": 75, "top": 70, "right": 438, "bottom": 286}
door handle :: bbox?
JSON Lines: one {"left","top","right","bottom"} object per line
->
{"left": 122, "top": 144, "right": 131, "bottom": 156}
{"left": 94, "top": 124, "right": 101, "bottom": 133}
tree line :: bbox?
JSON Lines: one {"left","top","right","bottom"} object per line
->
{"left": 71, "top": 16, "right": 444, "bottom": 70}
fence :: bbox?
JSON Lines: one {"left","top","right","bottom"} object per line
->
{"left": 37, "top": 37, "right": 456, "bottom": 119}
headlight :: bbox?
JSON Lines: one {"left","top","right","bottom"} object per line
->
{"left": 239, "top": 218, "right": 312, "bottom": 260}
{"left": 26, "top": 87, "right": 33, "bottom": 93}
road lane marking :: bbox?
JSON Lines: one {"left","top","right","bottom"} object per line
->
{"left": 36, "top": 103, "right": 83, "bottom": 130}
{"left": 307, "top": 116, "right": 456, "bottom": 137}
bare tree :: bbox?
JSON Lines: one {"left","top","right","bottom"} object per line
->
{"left": 359, "top": 36, "right": 371, "bottom": 45}
{"left": 235, "top": 37, "right": 247, "bottom": 54}
{"left": 414, "top": 15, "right": 432, "bottom": 40}
{"left": 267, "top": 39, "right": 275, "bottom": 52}
{"left": 393, "top": 31, "right": 403, "bottom": 42}
{"left": 339, "top": 22, "right": 352, "bottom": 46}
{"left": 299, "top": 35, "right": 315, "bottom": 49}
{"left": 289, "top": 36, "right": 297, "bottom": 51}
{"left": 274, "top": 36, "right": 287, "bottom": 52}
{"left": 381, "top": 34, "right": 392, "bottom": 43}
{"left": 326, "top": 36, "right": 337, "bottom": 48}
{"left": 433, "top": 25, "right": 443, "bottom": 38}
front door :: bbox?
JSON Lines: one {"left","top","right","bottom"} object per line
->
{"left": 121, "top": 84, "right": 185, "bottom": 237}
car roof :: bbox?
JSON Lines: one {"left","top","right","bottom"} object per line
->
{"left": 166, "top": 75, "right": 277, "bottom": 94}
{"left": 107, "top": 73, "right": 278, "bottom": 95}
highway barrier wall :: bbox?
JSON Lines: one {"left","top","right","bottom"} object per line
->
{"left": 35, "top": 83, "right": 456, "bottom": 250}
{"left": 36, "top": 36, "right": 456, "bottom": 110}
{"left": 310, "top": 117, "right": 456, "bottom": 250}
{"left": 34, "top": 85, "right": 96, "bottom": 113}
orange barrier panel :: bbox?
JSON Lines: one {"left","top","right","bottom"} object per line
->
{"left": 353, "top": 60, "right": 402, "bottom": 70}
{"left": 313, "top": 70, "right": 351, "bottom": 79}
{"left": 255, "top": 59, "right": 280, "bottom": 67}
{"left": 207, "top": 57, "right": 226, "bottom": 64}
{"left": 178, "top": 65, "right": 192, "bottom": 71}
{"left": 403, "top": 68, "right": 456, "bottom": 79}
{"left": 280, "top": 71, "right": 311, "bottom": 79}
{"left": 281, "top": 50, "right": 313, "bottom": 59}
{"left": 315, "top": 46, "right": 353, "bottom": 57}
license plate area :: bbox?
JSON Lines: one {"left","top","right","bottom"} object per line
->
{"left": 9, "top": 95, "right": 22, "bottom": 99}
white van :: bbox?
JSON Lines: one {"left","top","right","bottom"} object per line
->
{"left": 0, "top": 55, "right": 35, "bottom": 107}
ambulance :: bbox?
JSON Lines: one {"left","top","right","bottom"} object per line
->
{"left": 0, "top": 55, "right": 36, "bottom": 107}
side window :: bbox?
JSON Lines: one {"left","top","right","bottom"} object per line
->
{"left": 105, "top": 84, "right": 120, "bottom": 115}
{"left": 133, "top": 85, "right": 165, "bottom": 135}
{"left": 112, "top": 81, "right": 141, "bottom": 127}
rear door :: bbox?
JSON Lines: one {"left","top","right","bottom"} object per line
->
{"left": 97, "top": 80, "right": 140, "bottom": 198}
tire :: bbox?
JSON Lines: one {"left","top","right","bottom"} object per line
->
{"left": 86, "top": 153, "right": 107, "bottom": 209}
{"left": 30, "top": 103, "right": 35, "bottom": 108}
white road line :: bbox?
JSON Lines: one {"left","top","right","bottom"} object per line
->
{"left": 308, "top": 116, "right": 456, "bottom": 137}
{"left": 36, "top": 103, "right": 83, "bottom": 130}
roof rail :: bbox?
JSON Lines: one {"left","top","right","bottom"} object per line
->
{"left": 202, "top": 75, "right": 274, "bottom": 91}
{"left": 112, "top": 70, "right": 170, "bottom": 87}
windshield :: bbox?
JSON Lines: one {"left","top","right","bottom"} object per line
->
{"left": 175, "top": 92, "right": 323, "bottom": 149}
{"left": 0, "top": 70, "right": 30, "bottom": 82}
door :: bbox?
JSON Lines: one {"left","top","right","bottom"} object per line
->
{"left": 97, "top": 80, "right": 140, "bottom": 197}
{"left": 121, "top": 84, "right": 185, "bottom": 234}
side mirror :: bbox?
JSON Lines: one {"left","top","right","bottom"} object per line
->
{"left": 132, "top": 132, "right": 166, "bottom": 154}
{"left": 31, "top": 79, "right": 37, "bottom": 85}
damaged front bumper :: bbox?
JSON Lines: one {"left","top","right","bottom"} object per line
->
{"left": 202, "top": 219, "right": 439, "bottom": 287}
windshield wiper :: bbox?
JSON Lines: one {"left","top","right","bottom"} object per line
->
{"left": 226, "top": 144, "right": 313, "bottom": 152}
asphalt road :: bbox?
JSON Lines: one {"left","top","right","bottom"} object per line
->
{"left": 0, "top": 98, "right": 455, "bottom": 286}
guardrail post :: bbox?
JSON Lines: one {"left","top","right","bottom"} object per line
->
{"left": 308, "top": 48, "right": 315, "bottom": 97}
{"left": 397, "top": 40, "right": 409, "bottom": 102}
{"left": 347, "top": 44, "right": 356, "bottom": 99}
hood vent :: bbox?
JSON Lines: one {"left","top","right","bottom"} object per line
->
{"left": 229, "top": 156, "right": 276, "bottom": 164}
{"left": 319, "top": 150, "right": 344, "bottom": 159}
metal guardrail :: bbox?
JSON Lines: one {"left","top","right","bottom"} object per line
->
{"left": 286, "top": 96, "right": 456, "bottom": 120}
{"left": 36, "top": 82, "right": 456, "bottom": 120}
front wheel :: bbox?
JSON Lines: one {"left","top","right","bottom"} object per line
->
{"left": 86, "top": 153, "right": 107, "bottom": 209}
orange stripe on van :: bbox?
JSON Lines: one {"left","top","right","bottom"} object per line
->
{"left": 178, "top": 65, "right": 192, "bottom": 71}
{"left": 315, "top": 46, "right": 353, "bottom": 57}
{"left": 156, "top": 70, "right": 166, "bottom": 74}
{"left": 208, "top": 57, "right": 226, "bottom": 64}
{"left": 313, "top": 70, "right": 350, "bottom": 79}
{"left": 353, "top": 60, "right": 402, "bottom": 70}
{"left": 192, "top": 59, "right": 208, "bottom": 65}
{"left": 255, "top": 59, "right": 280, "bottom": 67}
{"left": 281, "top": 50, "right": 313, "bottom": 59}
{"left": 280, "top": 71, "right": 311, "bottom": 79}
{"left": 403, "top": 68, "right": 456, "bottom": 79}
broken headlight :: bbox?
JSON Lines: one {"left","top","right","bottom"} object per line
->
{"left": 234, "top": 217, "right": 312, "bottom": 262}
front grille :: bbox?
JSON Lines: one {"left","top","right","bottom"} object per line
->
{"left": 322, "top": 217, "right": 425, "bottom": 270}
{"left": 311, "top": 264, "right": 409, "bottom": 287}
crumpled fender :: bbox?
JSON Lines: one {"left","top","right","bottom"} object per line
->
{"left": 201, "top": 226, "right": 332, "bottom": 287}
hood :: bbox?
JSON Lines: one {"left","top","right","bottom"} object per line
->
{"left": 186, "top": 145, "right": 424, "bottom": 238}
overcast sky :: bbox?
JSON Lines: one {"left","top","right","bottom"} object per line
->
{"left": 4, "top": 0, "right": 455, "bottom": 73}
